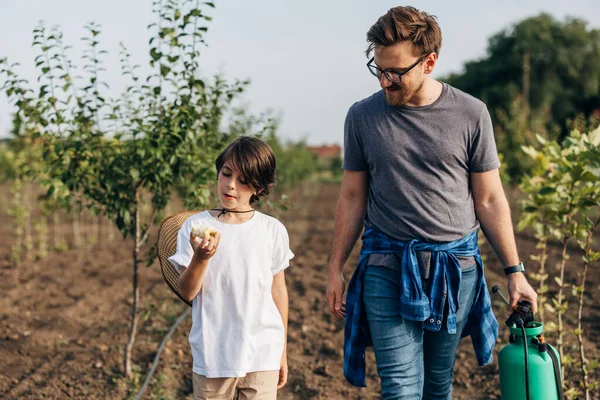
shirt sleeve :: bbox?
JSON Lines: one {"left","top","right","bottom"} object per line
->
{"left": 342, "top": 104, "right": 368, "bottom": 171}
{"left": 271, "top": 222, "right": 294, "bottom": 276}
{"left": 468, "top": 105, "right": 501, "bottom": 173}
{"left": 167, "top": 218, "right": 194, "bottom": 273}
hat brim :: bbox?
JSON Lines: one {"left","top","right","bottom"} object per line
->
{"left": 157, "top": 210, "right": 203, "bottom": 307}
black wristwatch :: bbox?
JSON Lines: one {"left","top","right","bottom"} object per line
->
{"left": 504, "top": 262, "right": 525, "bottom": 275}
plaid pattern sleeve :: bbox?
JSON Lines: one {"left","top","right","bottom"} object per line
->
{"left": 343, "top": 228, "right": 499, "bottom": 387}
{"left": 342, "top": 250, "right": 370, "bottom": 387}
{"left": 461, "top": 268, "right": 499, "bottom": 366}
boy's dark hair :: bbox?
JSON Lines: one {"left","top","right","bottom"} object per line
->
{"left": 215, "top": 136, "right": 276, "bottom": 204}
{"left": 366, "top": 6, "right": 442, "bottom": 58}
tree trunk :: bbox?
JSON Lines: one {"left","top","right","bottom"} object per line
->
{"left": 90, "top": 211, "right": 99, "bottom": 245}
{"left": 577, "top": 229, "right": 596, "bottom": 400}
{"left": 108, "top": 216, "right": 115, "bottom": 241}
{"left": 537, "top": 239, "right": 547, "bottom": 324}
{"left": 24, "top": 183, "right": 34, "bottom": 261}
{"left": 36, "top": 217, "right": 48, "bottom": 260}
{"left": 124, "top": 188, "right": 141, "bottom": 378}
{"left": 11, "top": 177, "right": 24, "bottom": 263}
{"left": 557, "top": 238, "right": 569, "bottom": 381}
{"left": 522, "top": 50, "right": 530, "bottom": 117}
{"left": 97, "top": 215, "right": 102, "bottom": 247}
{"left": 52, "top": 213, "right": 60, "bottom": 250}
{"left": 73, "top": 211, "right": 82, "bottom": 248}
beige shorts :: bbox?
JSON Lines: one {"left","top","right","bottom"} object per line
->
{"left": 192, "top": 370, "right": 279, "bottom": 400}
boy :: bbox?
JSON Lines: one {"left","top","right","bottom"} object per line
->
{"left": 169, "top": 136, "right": 293, "bottom": 400}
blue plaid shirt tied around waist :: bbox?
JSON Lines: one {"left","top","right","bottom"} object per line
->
{"left": 343, "top": 227, "right": 499, "bottom": 387}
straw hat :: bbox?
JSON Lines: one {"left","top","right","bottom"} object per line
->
{"left": 156, "top": 210, "right": 203, "bottom": 307}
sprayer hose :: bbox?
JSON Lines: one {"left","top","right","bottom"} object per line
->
{"left": 547, "top": 345, "right": 565, "bottom": 399}
{"left": 520, "top": 325, "right": 530, "bottom": 400}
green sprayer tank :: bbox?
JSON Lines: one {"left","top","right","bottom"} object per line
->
{"left": 498, "top": 322, "right": 562, "bottom": 400}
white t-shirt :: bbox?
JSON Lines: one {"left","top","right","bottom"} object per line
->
{"left": 168, "top": 210, "right": 294, "bottom": 378}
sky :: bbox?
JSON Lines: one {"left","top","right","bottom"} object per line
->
{"left": 0, "top": 0, "right": 598, "bottom": 146}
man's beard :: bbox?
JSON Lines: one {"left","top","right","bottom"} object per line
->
{"left": 383, "top": 79, "right": 425, "bottom": 107}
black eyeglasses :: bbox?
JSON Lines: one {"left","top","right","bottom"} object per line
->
{"left": 367, "top": 54, "right": 428, "bottom": 84}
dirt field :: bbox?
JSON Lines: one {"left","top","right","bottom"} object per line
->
{"left": 0, "top": 182, "right": 598, "bottom": 399}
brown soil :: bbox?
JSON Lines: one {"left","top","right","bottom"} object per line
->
{"left": 0, "top": 182, "right": 598, "bottom": 399}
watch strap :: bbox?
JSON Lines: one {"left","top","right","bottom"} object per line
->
{"left": 504, "top": 262, "right": 525, "bottom": 275}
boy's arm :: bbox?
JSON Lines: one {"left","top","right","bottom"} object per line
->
{"left": 178, "top": 232, "right": 221, "bottom": 302}
{"left": 272, "top": 270, "right": 288, "bottom": 389}
{"left": 178, "top": 258, "right": 210, "bottom": 302}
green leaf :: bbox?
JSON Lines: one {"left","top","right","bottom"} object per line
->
{"left": 517, "top": 213, "right": 537, "bottom": 231}
{"left": 122, "top": 210, "right": 131, "bottom": 227}
{"left": 535, "top": 133, "right": 547, "bottom": 145}
{"left": 160, "top": 65, "right": 171, "bottom": 76}
{"left": 146, "top": 244, "right": 158, "bottom": 267}
{"left": 130, "top": 168, "right": 140, "bottom": 181}
{"left": 193, "top": 79, "right": 205, "bottom": 89}
{"left": 538, "top": 187, "right": 556, "bottom": 195}
{"left": 590, "top": 126, "right": 600, "bottom": 146}
{"left": 521, "top": 145, "right": 538, "bottom": 159}
{"left": 150, "top": 47, "right": 162, "bottom": 61}
{"left": 554, "top": 276, "right": 563, "bottom": 287}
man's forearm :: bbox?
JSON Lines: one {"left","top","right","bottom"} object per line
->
{"left": 475, "top": 195, "right": 520, "bottom": 268}
{"left": 328, "top": 195, "right": 366, "bottom": 273}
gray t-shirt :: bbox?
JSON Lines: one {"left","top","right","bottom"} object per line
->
{"left": 343, "top": 83, "right": 500, "bottom": 243}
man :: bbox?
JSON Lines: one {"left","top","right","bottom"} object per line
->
{"left": 326, "top": 6, "right": 538, "bottom": 400}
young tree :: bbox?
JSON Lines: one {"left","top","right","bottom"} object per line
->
{"left": 1, "top": 0, "right": 249, "bottom": 378}
{"left": 520, "top": 127, "right": 600, "bottom": 397}
{"left": 444, "top": 14, "right": 600, "bottom": 181}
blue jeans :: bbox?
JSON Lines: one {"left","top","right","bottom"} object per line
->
{"left": 363, "top": 263, "right": 479, "bottom": 400}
